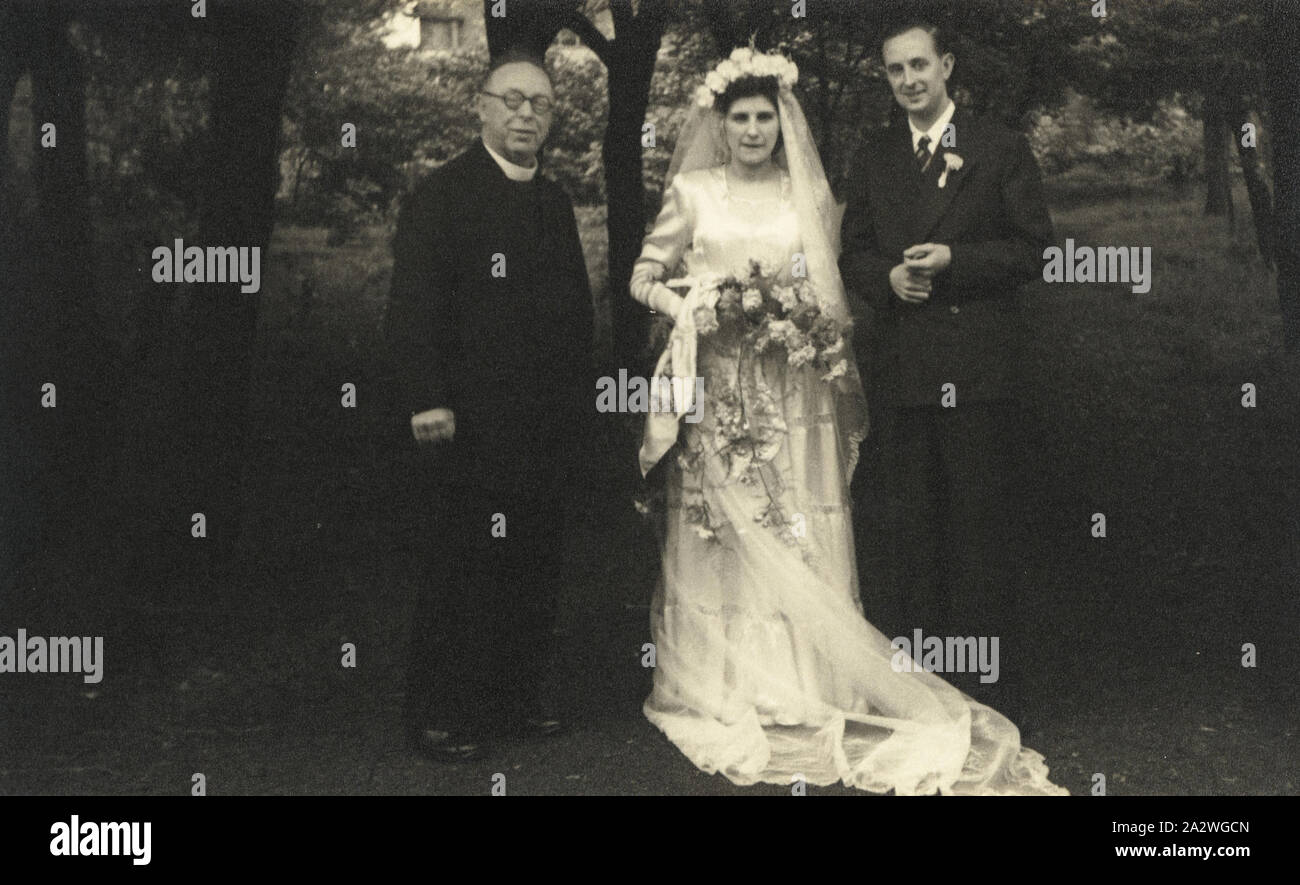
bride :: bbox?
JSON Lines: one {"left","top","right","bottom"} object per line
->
{"left": 629, "top": 49, "right": 1067, "bottom": 795}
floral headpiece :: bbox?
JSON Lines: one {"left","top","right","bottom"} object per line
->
{"left": 694, "top": 46, "right": 799, "bottom": 109}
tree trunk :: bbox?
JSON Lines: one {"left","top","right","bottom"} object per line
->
{"left": 702, "top": 0, "right": 776, "bottom": 53}
{"left": 1202, "top": 87, "right": 1232, "bottom": 217}
{"left": 483, "top": 0, "right": 580, "bottom": 58}
{"left": 604, "top": 53, "right": 659, "bottom": 374}
{"left": 177, "top": 2, "right": 303, "bottom": 557}
{"left": 603, "top": 2, "right": 668, "bottom": 376}
{"left": 28, "top": 4, "right": 92, "bottom": 338}
{"left": 1227, "top": 96, "right": 1275, "bottom": 267}
{"left": 1265, "top": 1, "right": 1298, "bottom": 352}
{"left": 0, "top": 3, "right": 23, "bottom": 193}
{"left": 0, "top": 1, "right": 28, "bottom": 263}
{"left": 0, "top": 1, "right": 31, "bottom": 573}
{"left": 24, "top": 6, "right": 119, "bottom": 548}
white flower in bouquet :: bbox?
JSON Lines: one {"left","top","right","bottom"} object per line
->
{"left": 695, "top": 272, "right": 725, "bottom": 293}
{"left": 741, "top": 287, "right": 763, "bottom": 312}
{"left": 788, "top": 343, "right": 818, "bottom": 367}
{"left": 773, "top": 284, "right": 798, "bottom": 311}
{"left": 724, "top": 447, "right": 754, "bottom": 482}
{"left": 693, "top": 304, "right": 719, "bottom": 335}
{"left": 821, "top": 358, "right": 848, "bottom": 382}
{"left": 765, "top": 318, "right": 797, "bottom": 343}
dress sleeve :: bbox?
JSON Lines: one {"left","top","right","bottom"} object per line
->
{"left": 630, "top": 176, "right": 695, "bottom": 317}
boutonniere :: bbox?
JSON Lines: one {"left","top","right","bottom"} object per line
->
{"left": 937, "top": 152, "right": 964, "bottom": 189}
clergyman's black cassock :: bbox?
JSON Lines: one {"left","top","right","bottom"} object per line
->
{"left": 839, "top": 109, "right": 1054, "bottom": 715}
{"left": 384, "top": 139, "right": 595, "bottom": 738}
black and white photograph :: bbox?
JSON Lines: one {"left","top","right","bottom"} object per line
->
{"left": 1, "top": 0, "right": 1297, "bottom": 839}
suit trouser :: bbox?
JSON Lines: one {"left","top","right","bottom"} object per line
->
{"left": 403, "top": 476, "right": 567, "bottom": 736}
{"left": 876, "top": 398, "right": 1030, "bottom": 713}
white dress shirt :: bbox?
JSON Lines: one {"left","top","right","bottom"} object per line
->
{"left": 909, "top": 99, "right": 957, "bottom": 155}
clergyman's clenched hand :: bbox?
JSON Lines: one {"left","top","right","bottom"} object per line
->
{"left": 411, "top": 408, "right": 455, "bottom": 444}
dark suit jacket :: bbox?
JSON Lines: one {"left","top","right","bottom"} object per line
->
{"left": 839, "top": 109, "right": 1053, "bottom": 407}
{"left": 383, "top": 139, "right": 595, "bottom": 492}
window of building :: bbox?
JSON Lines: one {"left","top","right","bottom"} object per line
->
{"left": 420, "top": 17, "right": 462, "bottom": 51}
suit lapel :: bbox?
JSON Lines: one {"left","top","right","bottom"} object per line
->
{"left": 894, "top": 121, "right": 930, "bottom": 190}
{"left": 875, "top": 123, "right": 931, "bottom": 242}
{"left": 912, "top": 108, "right": 980, "bottom": 242}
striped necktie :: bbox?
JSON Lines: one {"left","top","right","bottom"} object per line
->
{"left": 916, "top": 135, "right": 934, "bottom": 173}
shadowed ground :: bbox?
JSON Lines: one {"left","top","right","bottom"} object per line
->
{"left": 1, "top": 185, "right": 1297, "bottom": 795}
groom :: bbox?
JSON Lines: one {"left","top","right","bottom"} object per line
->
{"left": 385, "top": 49, "right": 595, "bottom": 761}
{"left": 839, "top": 18, "right": 1053, "bottom": 718}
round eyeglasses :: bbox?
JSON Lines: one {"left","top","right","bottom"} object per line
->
{"left": 481, "top": 89, "right": 554, "bottom": 115}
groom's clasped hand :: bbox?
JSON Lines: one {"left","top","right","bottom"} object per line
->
{"left": 890, "top": 242, "right": 952, "bottom": 304}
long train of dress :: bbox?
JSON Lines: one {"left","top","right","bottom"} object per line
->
{"left": 636, "top": 167, "right": 1067, "bottom": 795}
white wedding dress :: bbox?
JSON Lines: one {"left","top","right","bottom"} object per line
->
{"left": 632, "top": 165, "right": 1068, "bottom": 796}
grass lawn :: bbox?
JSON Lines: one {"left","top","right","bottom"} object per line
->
{"left": 1, "top": 182, "right": 1295, "bottom": 796}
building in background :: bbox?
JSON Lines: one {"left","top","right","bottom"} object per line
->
{"left": 380, "top": 0, "right": 613, "bottom": 57}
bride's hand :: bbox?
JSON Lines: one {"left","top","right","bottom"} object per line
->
{"left": 653, "top": 282, "right": 688, "bottom": 323}
{"left": 671, "top": 292, "right": 690, "bottom": 325}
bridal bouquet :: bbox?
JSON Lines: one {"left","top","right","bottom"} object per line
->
{"left": 682, "top": 258, "right": 849, "bottom": 489}
{"left": 690, "top": 259, "right": 849, "bottom": 383}
{"left": 642, "top": 259, "right": 850, "bottom": 556}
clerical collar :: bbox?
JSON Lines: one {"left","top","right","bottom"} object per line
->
{"left": 909, "top": 99, "right": 956, "bottom": 153}
{"left": 483, "top": 141, "right": 538, "bottom": 182}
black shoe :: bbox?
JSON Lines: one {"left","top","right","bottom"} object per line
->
{"left": 410, "top": 727, "right": 486, "bottom": 762}
{"left": 511, "top": 715, "right": 566, "bottom": 741}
